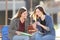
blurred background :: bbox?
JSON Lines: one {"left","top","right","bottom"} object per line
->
{"left": 0, "top": 0, "right": 60, "bottom": 40}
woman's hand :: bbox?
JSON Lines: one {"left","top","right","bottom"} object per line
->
{"left": 36, "top": 21, "right": 50, "bottom": 31}
{"left": 32, "top": 22, "right": 38, "bottom": 31}
{"left": 36, "top": 21, "right": 41, "bottom": 26}
{"left": 15, "top": 31, "right": 22, "bottom": 35}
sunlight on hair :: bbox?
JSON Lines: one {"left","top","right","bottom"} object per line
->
{"left": 11, "top": 7, "right": 27, "bottom": 20}
{"left": 30, "top": 11, "right": 36, "bottom": 22}
{"left": 21, "top": 7, "right": 27, "bottom": 10}
{"left": 11, "top": 12, "right": 18, "bottom": 20}
{"left": 32, "top": 14, "right": 36, "bottom": 22}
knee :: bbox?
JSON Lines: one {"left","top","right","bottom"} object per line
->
{"left": 34, "top": 32, "right": 42, "bottom": 37}
{"left": 13, "top": 35, "right": 19, "bottom": 40}
{"left": 43, "top": 35, "right": 55, "bottom": 40}
{"left": 24, "top": 36, "right": 29, "bottom": 39}
{"left": 32, "top": 32, "right": 42, "bottom": 40}
{"left": 13, "top": 35, "right": 29, "bottom": 40}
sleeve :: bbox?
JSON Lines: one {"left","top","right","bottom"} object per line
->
{"left": 46, "top": 16, "right": 55, "bottom": 35}
{"left": 9, "top": 19, "right": 17, "bottom": 34}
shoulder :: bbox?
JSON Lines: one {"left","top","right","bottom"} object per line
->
{"left": 11, "top": 18, "right": 20, "bottom": 22}
{"left": 45, "top": 15, "right": 52, "bottom": 20}
{"left": 45, "top": 15, "right": 53, "bottom": 23}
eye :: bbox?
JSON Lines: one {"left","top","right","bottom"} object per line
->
{"left": 24, "top": 13, "right": 26, "bottom": 15}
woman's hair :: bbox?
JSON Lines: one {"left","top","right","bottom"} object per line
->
{"left": 32, "top": 5, "right": 46, "bottom": 21}
{"left": 11, "top": 7, "right": 27, "bottom": 20}
{"left": 34, "top": 6, "right": 46, "bottom": 15}
{"left": 16, "top": 8, "right": 27, "bottom": 18}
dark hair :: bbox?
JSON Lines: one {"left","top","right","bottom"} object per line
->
{"left": 16, "top": 8, "right": 26, "bottom": 18}
{"left": 35, "top": 6, "right": 46, "bottom": 15}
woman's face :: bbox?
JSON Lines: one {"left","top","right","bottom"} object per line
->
{"left": 21, "top": 11, "right": 27, "bottom": 19}
{"left": 35, "top": 9, "right": 43, "bottom": 17}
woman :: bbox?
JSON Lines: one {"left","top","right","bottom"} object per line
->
{"left": 31, "top": 5, "right": 55, "bottom": 40}
{"left": 9, "top": 7, "right": 29, "bottom": 40}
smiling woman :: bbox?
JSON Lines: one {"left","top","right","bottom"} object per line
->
{"left": 31, "top": 5, "right": 55, "bottom": 40}
{"left": 9, "top": 7, "right": 29, "bottom": 40}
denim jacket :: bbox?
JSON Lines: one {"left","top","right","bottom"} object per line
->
{"left": 36, "top": 15, "right": 55, "bottom": 36}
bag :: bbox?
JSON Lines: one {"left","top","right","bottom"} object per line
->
{"left": 2, "top": 25, "right": 9, "bottom": 40}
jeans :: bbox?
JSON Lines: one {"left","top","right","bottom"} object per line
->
{"left": 31, "top": 31, "right": 55, "bottom": 40}
{"left": 13, "top": 35, "right": 29, "bottom": 40}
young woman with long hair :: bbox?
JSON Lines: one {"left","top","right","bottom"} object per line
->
{"left": 9, "top": 7, "right": 29, "bottom": 40}
{"left": 31, "top": 5, "right": 55, "bottom": 40}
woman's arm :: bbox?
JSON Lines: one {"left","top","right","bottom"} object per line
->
{"left": 36, "top": 16, "right": 54, "bottom": 32}
{"left": 9, "top": 19, "right": 24, "bottom": 35}
{"left": 9, "top": 19, "right": 17, "bottom": 34}
{"left": 36, "top": 22, "right": 50, "bottom": 31}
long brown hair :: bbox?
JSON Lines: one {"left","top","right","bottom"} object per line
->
{"left": 34, "top": 6, "right": 46, "bottom": 15}
{"left": 16, "top": 8, "right": 27, "bottom": 18}
{"left": 32, "top": 6, "right": 46, "bottom": 21}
